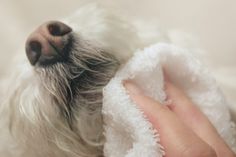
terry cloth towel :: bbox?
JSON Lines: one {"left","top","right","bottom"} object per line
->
{"left": 102, "top": 43, "right": 236, "bottom": 157}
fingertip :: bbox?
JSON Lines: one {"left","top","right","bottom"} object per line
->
{"left": 124, "top": 80, "right": 167, "bottom": 114}
{"left": 163, "top": 69, "right": 170, "bottom": 82}
{"left": 123, "top": 80, "right": 144, "bottom": 96}
{"left": 162, "top": 70, "right": 175, "bottom": 94}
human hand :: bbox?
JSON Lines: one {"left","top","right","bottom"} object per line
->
{"left": 124, "top": 77, "right": 236, "bottom": 157}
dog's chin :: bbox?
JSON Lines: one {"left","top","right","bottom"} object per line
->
{"left": 7, "top": 33, "right": 120, "bottom": 157}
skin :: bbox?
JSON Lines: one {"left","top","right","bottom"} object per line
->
{"left": 123, "top": 75, "right": 236, "bottom": 157}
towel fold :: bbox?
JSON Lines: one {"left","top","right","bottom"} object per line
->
{"left": 102, "top": 43, "right": 236, "bottom": 157}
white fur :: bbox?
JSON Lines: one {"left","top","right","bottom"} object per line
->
{"left": 0, "top": 4, "right": 145, "bottom": 157}
{"left": 0, "top": 4, "right": 235, "bottom": 157}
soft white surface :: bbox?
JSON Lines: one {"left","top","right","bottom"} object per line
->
{"left": 103, "top": 43, "right": 236, "bottom": 157}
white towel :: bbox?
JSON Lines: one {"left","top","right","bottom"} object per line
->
{"left": 102, "top": 43, "right": 236, "bottom": 157}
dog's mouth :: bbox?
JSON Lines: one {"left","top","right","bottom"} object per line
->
{"left": 25, "top": 21, "right": 75, "bottom": 66}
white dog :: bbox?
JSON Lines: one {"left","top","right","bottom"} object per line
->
{"left": 0, "top": 4, "right": 156, "bottom": 157}
{"left": 2, "top": 4, "right": 234, "bottom": 157}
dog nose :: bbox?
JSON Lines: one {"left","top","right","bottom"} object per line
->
{"left": 25, "top": 21, "right": 72, "bottom": 66}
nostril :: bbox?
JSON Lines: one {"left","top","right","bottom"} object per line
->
{"left": 30, "top": 41, "right": 42, "bottom": 54}
{"left": 26, "top": 41, "right": 42, "bottom": 65}
{"left": 48, "top": 23, "right": 61, "bottom": 36}
{"left": 48, "top": 21, "right": 72, "bottom": 36}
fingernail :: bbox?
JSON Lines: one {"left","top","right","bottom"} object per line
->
{"left": 123, "top": 80, "right": 143, "bottom": 95}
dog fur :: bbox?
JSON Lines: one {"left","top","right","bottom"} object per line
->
{"left": 2, "top": 3, "right": 231, "bottom": 157}
{"left": 0, "top": 4, "right": 151, "bottom": 157}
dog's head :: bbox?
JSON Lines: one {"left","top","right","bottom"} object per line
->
{"left": 5, "top": 5, "right": 140, "bottom": 157}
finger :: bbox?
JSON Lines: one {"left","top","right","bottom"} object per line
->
{"left": 164, "top": 79, "right": 215, "bottom": 133}
{"left": 164, "top": 77, "right": 235, "bottom": 156}
{"left": 124, "top": 80, "right": 216, "bottom": 157}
